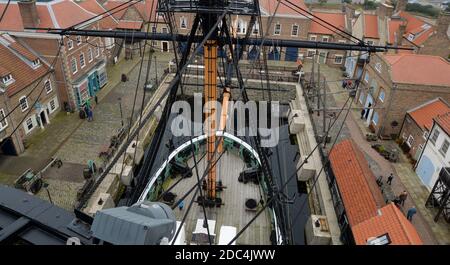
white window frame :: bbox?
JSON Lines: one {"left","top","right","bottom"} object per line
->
{"left": 372, "top": 111, "right": 379, "bottom": 125}
{"left": 2, "top": 74, "right": 14, "bottom": 86}
{"left": 309, "top": 35, "right": 317, "bottom": 41}
{"left": 291, "top": 24, "right": 299, "bottom": 37}
{"left": 88, "top": 48, "right": 93, "bottom": 62}
{"left": 180, "top": 16, "right": 187, "bottom": 29}
{"left": 406, "top": 135, "right": 414, "bottom": 147}
{"left": 439, "top": 139, "right": 449, "bottom": 157}
{"left": 95, "top": 46, "right": 100, "bottom": 57}
{"left": 252, "top": 23, "right": 259, "bottom": 35}
{"left": 431, "top": 129, "right": 440, "bottom": 145}
{"left": 19, "top": 96, "right": 28, "bottom": 112}
{"left": 71, "top": 58, "right": 78, "bottom": 74}
{"left": 0, "top": 108, "right": 8, "bottom": 131}
{"left": 25, "top": 117, "right": 34, "bottom": 133}
{"left": 44, "top": 79, "right": 52, "bottom": 94}
{"left": 322, "top": 36, "right": 329, "bottom": 42}
{"left": 49, "top": 98, "right": 58, "bottom": 113}
{"left": 423, "top": 130, "right": 429, "bottom": 140}
{"left": 274, "top": 23, "right": 281, "bottom": 35}
{"left": 307, "top": 49, "right": 316, "bottom": 58}
{"left": 67, "top": 39, "right": 73, "bottom": 50}
{"left": 76, "top": 36, "right": 82, "bottom": 45}
{"left": 334, "top": 55, "right": 343, "bottom": 64}
{"left": 80, "top": 53, "right": 86, "bottom": 68}
{"left": 364, "top": 72, "right": 369, "bottom": 83}
{"left": 161, "top": 27, "right": 168, "bottom": 34}
{"left": 378, "top": 89, "right": 385, "bottom": 102}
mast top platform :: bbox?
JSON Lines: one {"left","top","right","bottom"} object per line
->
{"left": 158, "top": 0, "right": 258, "bottom": 15}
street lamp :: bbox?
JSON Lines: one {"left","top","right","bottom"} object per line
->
{"left": 118, "top": 97, "right": 124, "bottom": 127}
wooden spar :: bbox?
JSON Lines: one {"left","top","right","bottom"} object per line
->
{"left": 218, "top": 87, "right": 231, "bottom": 154}
{"left": 204, "top": 40, "right": 218, "bottom": 200}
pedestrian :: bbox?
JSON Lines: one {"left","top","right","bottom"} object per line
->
{"left": 399, "top": 190, "right": 408, "bottom": 206}
{"left": 387, "top": 173, "right": 394, "bottom": 185}
{"left": 393, "top": 197, "right": 402, "bottom": 208}
{"left": 178, "top": 200, "right": 185, "bottom": 211}
{"left": 406, "top": 206, "right": 417, "bottom": 221}
{"left": 95, "top": 95, "right": 98, "bottom": 105}
{"left": 87, "top": 108, "right": 93, "bottom": 122}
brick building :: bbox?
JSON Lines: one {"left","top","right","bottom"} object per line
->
{"left": 418, "top": 12, "right": 450, "bottom": 60}
{"left": 327, "top": 139, "right": 422, "bottom": 245}
{"left": 0, "top": 0, "right": 109, "bottom": 111}
{"left": 356, "top": 53, "right": 450, "bottom": 138}
{"left": 0, "top": 34, "right": 59, "bottom": 155}
{"left": 399, "top": 98, "right": 450, "bottom": 160}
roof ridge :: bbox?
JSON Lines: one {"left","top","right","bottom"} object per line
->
{"left": 388, "top": 203, "right": 415, "bottom": 244}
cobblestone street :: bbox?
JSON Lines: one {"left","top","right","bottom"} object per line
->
{"left": 0, "top": 51, "right": 174, "bottom": 209}
{"left": 303, "top": 61, "right": 449, "bottom": 244}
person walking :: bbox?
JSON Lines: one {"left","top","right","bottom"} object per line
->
{"left": 399, "top": 190, "right": 408, "bottom": 206}
{"left": 360, "top": 109, "right": 366, "bottom": 119}
{"left": 387, "top": 173, "right": 394, "bottom": 185}
{"left": 178, "top": 200, "right": 185, "bottom": 211}
{"left": 94, "top": 95, "right": 98, "bottom": 105}
{"left": 406, "top": 207, "right": 417, "bottom": 221}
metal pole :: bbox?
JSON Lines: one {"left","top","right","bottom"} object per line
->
{"left": 118, "top": 97, "right": 124, "bottom": 127}
{"left": 323, "top": 74, "right": 326, "bottom": 136}
{"left": 154, "top": 55, "right": 158, "bottom": 86}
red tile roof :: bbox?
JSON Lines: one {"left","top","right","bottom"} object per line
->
{"left": 435, "top": 112, "right": 450, "bottom": 136}
{"left": 259, "top": 0, "right": 309, "bottom": 16}
{"left": 78, "top": 0, "right": 119, "bottom": 29}
{"left": 352, "top": 203, "right": 423, "bottom": 245}
{"left": 102, "top": 0, "right": 157, "bottom": 21}
{"left": 383, "top": 54, "right": 450, "bottom": 87}
{"left": 0, "top": 1, "right": 97, "bottom": 31}
{"left": 389, "top": 11, "right": 434, "bottom": 46}
{"left": 310, "top": 12, "right": 346, "bottom": 35}
{"left": 408, "top": 98, "right": 450, "bottom": 131}
{"left": 117, "top": 20, "right": 143, "bottom": 30}
{"left": 329, "top": 139, "right": 385, "bottom": 227}
{"left": 364, "top": 14, "right": 379, "bottom": 39}
{"left": 0, "top": 34, "right": 49, "bottom": 97}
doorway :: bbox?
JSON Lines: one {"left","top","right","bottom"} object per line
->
{"left": 162, "top": 41, "right": 169, "bottom": 52}
{"left": 40, "top": 111, "right": 47, "bottom": 126}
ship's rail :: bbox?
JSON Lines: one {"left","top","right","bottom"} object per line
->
{"left": 157, "top": 0, "right": 258, "bottom": 15}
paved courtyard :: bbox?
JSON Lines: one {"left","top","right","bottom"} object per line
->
{"left": 0, "top": 51, "right": 174, "bottom": 209}
{"left": 304, "top": 61, "right": 449, "bottom": 244}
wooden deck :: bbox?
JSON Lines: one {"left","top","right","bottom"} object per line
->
{"left": 169, "top": 150, "right": 272, "bottom": 245}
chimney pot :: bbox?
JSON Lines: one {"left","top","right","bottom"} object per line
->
{"left": 18, "top": 0, "right": 40, "bottom": 29}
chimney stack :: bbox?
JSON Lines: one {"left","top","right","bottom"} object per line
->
{"left": 394, "top": 0, "right": 408, "bottom": 14}
{"left": 378, "top": 2, "right": 394, "bottom": 19}
{"left": 18, "top": 0, "right": 40, "bottom": 29}
{"left": 395, "top": 20, "right": 407, "bottom": 50}
{"left": 436, "top": 12, "right": 450, "bottom": 37}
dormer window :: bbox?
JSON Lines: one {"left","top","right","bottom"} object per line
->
{"left": 407, "top": 34, "right": 415, "bottom": 41}
{"left": 2, "top": 74, "right": 13, "bottom": 86}
{"left": 31, "top": 59, "right": 41, "bottom": 69}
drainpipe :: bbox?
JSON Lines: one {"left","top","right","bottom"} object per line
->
{"left": 378, "top": 83, "right": 397, "bottom": 138}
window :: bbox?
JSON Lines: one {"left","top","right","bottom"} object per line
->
{"left": 291, "top": 24, "right": 299, "bottom": 36}
{"left": 162, "top": 27, "right": 168, "bottom": 34}
{"left": 307, "top": 49, "right": 316, "bottom": 58}
{"left": 367, "top": 233, "right": 391, "bottom": 245}
{"left": 76, "top": 36, "right": 82, "bottom": 45}
{"left": 406, "top": 135, "right": 414, "bottom": 147}
{"left": 366, "top": 40, "right": 374, "bottom": 45}
{"left": 322, "top": 36, "right": 329, "bottom": 42}
{"left": 372, "top": 111, "right": 379, "bottom": 125}
{"left": 25, "top": 117, "right": 34, "bottom": 131}
{"left": 309, "top": 35, "right": 317, "bottom": 41}
{"left": 71, "top": 58, "right": 78, "bottom": 74}
{"left": 152, "top": 26, "right": 157, "bottom": 33}
{"left": 19, "top": 96, "right": 28, "bottom": 112}
{"left": 252, "top": 23, "right": 259, "bottom": 35}
{"left": 0, "top": 108, "right": 8, "bottom": 131}
{"left": 334, "top": 55, "right": 343, "bottom": 64}
{"left": 375, "top": 62, "right": 382, "bottom": 73}
{"left": 237, "top": 19, "right": 247, "bottom": 34}
{"left": 274, "top": 23, "right": 281, "bottom": 35}
{"left": 1, "top": 74, "right": 13, "bottom": 85}
{"left": 80, "top": 53, "right": 86, "bottom": 68}
{"left": 49, "top": 99, "right": 57, "bottom": 113}
{"left": 88, "top": 48, "right": 93, "bottom": 62}
{"left": 31, "top": 59, "right": 41, "bottom": 69}
{"left": 298, "top": 53, "right": 304, "bottom": 60}
{"left": 440, "top": 140, "right": 449, "bottom": 156}
{"left": 423, "top": 130, "right": 429, "bottom": 140}
{"left": 379, "top": 89, "right": 385, "bottom": 102}
{"left": 364, "top": 72, "right": 369, "bottom": 83}
{"left": 44, "top": 80, "right": 52, "bottom": 94}
{"left": 180, "top": 16, "right": 187, "bottom": 29}
{"left": 95, "top": 46, "right": 100, "bottom": 57}
{"left": 67, "top": 39, "right": 73, "bottom": 50}
{"left": 431, "top": 129, "right": 440, "bottom": 145}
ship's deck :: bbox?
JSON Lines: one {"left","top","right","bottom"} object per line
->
{"left": 168, "top": 149, "right": 272, "bottom": 245}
